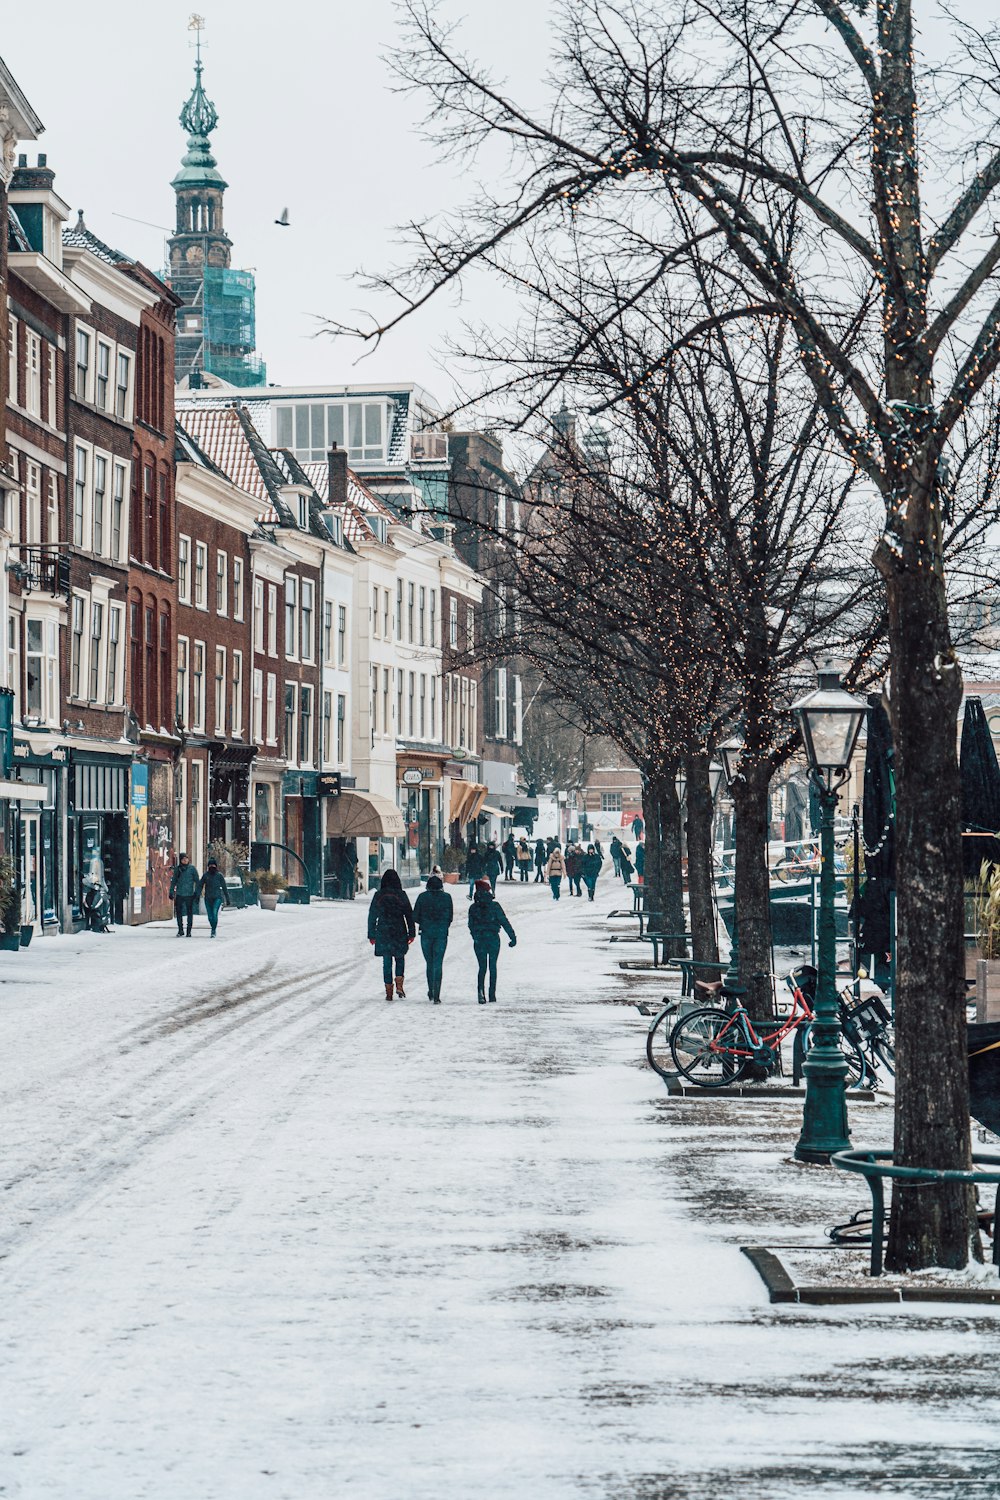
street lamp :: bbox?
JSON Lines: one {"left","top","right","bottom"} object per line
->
{"left": 719, "top": 736, "right": 744, "bottom": 986}
{"left": 791, "top": 669, "right": 867, "bottom": 1163}
{"left": 708, "top": 761, "right": 724, "bottom": 803}
{"left": 675, "top": 766, "right": 687, "bottom": 806}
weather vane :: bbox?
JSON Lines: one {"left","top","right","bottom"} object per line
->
{"left": 188, "top": 13, "right": 206, "bottom": 62}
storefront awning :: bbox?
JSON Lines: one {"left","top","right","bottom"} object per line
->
{"left": 481, "top": 804, "right": 509, "bottom": 819}
{"left": 0, "top": 780, "right": 46, "bottom": 802}
{"left": 449, "top": 781, "right": 488, "bottom": 826}
{"left": 325, "top": 790, "right": 406, "bottom": 838}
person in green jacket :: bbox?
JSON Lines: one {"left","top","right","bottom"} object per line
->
{"left": 413, "top": 873, "right": 454, "bottom": 1003}
{"left": 199, "top": 858, "right": 231, "bottom": 938}
{"left": 468, "top": 879, "right": 516, "bottom": 1004}
{"left": 168, "top": 853, "right": 200, "bottom": 937}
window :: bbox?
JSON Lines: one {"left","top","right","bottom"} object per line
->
{"left": 419, "top": 586, "right": 426, "bottom": 645}
{"left": 89, "top": 602, "right": 104, "bottom": 701}
{"left": 95, "top": 340, "right": 111, "bottom": 409}
{"left": 46, "top": 474, "right": 59, "bottom": 544}
{"left": 513, "top": 674, "right": 523, "bottom": 745}
{"left": 337, "top": 693, "right": 346, "bottom": 763}
{"left": 192, "top": 641, "right": 206, "bottom": 731}
{"left": 75, "top": 327, "right": 90, "bottom": 401}
{"left": 216, "top": 551, "right": 228, "bottom": 615}
{"left": 251, "top": 667, "right": 263, "bottom": 742}
{"left": 396, "top": 579, "right": 403, "bottom": 638}
{"left": 383, "top": 588, "right": 390, "bottom": 639}
{"left": 420, "top": 674, "right": 426, "bottom": 737}
{"left": 371, "top": 665, "right": 379, "bottom": 735}
{"left": 143, "top": 463, "right": 155, "bottom": 566}
{"left": 449, "top": 597, "right": 458, "bottom": 647}
{"left": 600, "top": 792, "right": 623, "bottom": 813}
{"left": 158, "top": 469, "right": 170, "bottom": 570}
{"left": 107, "top": 605, "right": 123, "bottom": 705}
{"left": 284, "top": 576, "right": 298, "bottom": 658}
{"left": 214, "top": 646, "right": 227, "bottom": 734}
{"left": 115, "top": 351, "right": 131, "bottom": 419}
{"left": 92, "top": 455, "right": 106, "bottom": 555}
{"left": 284, "top": 683, "right": 297, "bottom": 761}
{"left": 25, "top": 463, "right": 41, "bottom": 546}
{"left": 194, "top": 542, "right": 207, "bottom": 609}
{"left": 253, "top": 579, "right": 264, "bottom": 652}
{"left": 178, "top": 536, "right": 191, "bottom": 604}
{"left": 231, "top": 650, "right": 243, "bottom": 735}
{"left": 233, "top": 558, "right": 244, "bottom": 621}
{"left": 299, "top": 685, "right": 313, "bottom": 766}
{"left": 382, "top": 667, "right": 390, "bottom": 737}
{"left": 266, "top": 673, "right": 277, "bottom": 743}
{"left": 467, "top": 606, "right": 475, "bottom": 648}
{"left": 274, "top": 400, "right": 387, "bottom": 463}
{"left": 407, "top": 582, "right": 415, "bottom": 642}
{"left": 73, "top": 446, "right": 87, "bottom": 547}
{"left": 300, "top": 580, "right": 314, "bottom": 661}
{"left": 323, "top": 690, "right": 333, "bottom": 764}
{"left": 7, "top": 616, "right": 19, "bottom": 717}
{"left": 25, "top": 330, "right": 41, "bottom": 416}
{"left": 495, "top": 666, "right": 508, "bottom": 740}
{"left": 8, "top": 316, "right": 17, "bottom": 406}
{"left": 111, "top": 463, "right": 126, "bottom": 562}
{"left": 297, "top": 493, "right": 308, "bottom": 529}
{"left": 408, "top": 671, "right": 415, "bottom": 736}
{"left": 371, "top": 584, "right": 380, "bottom": 638}
{"left": 431, "top": 675, "right": 437, "bottom": 741}
{"left": 337, "top": 604, "right": 347, "bottom": 667}
{"left": 267, "top": 585, "right": 277, "bottom": 656}
{"left": 430, "top": 589, "right": 437, "bottom": 646}
{"left": 323, "top": 601, "right": 333, "bottom": 663}
{"left": 397, "top": 669, "right": 403, "bottom": 734}
{"left": 25, "top": 619, "right": 47, "bottom": 717}
{"left": 46, "top": 344, "right": 57, "bottom": 426}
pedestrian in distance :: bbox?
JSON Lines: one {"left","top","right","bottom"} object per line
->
{"left": 466, "top": 844, "right": 486, "bottom": 899}
{"left": 169, "top": 852, "right": 200, "bottom": 937}
{"left": 565, "top": 843, "right": 584, "bottom": 896}
{"left": 534, "top": 837, "right": 547, "bottom": 882}
{"left": 516, "top": 837, "right": 533, "bottom": 881}
{"left": 609, "top": 835, "right": 623, "bottom": 879}
{"left": 199, "top": 858, "right": 231, "bottom": 938}
{"left": 413, "top": 873, "right": 454, "bottom": 1003}
{"left": 367, "top": 869, "right": 416, "bottom": 1000}
{"left": 545, "top": 843, "right": 567, "bottom": 900}
{"left": 484, "top": 843, "right": 503, "bottom": 893}
{"left": 635, "top": 838, "right": 645, "bottom": 882}
{"left": 582, "top": 844, "right": 603, "bottom": 902}
{"left": 468, "top": 878, "right": 516, "bottom": 1003}
{"left": 619, "top": 844, "right": 635, "bottom": 884}
{"left": 343, "top": 838, "right": 359, "bottom": 900}
{"left": 502, "top": 832, "right": 517, "bottom": 881}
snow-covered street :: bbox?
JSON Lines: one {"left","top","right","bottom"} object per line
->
{"left": 2, "top": 880, "right": 999, "bottom": 1499}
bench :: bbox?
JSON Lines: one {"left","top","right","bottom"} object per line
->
{"left": 666, "top": 956, "right": 726, "bottom": 997}
{"left": 832, "top": 1149, "right": 1000, "bottom": 1277}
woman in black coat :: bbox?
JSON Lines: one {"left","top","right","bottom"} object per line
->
{"left": 368, "top": 869, "right": 416, "bottom": 1000}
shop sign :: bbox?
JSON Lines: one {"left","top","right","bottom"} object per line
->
{"left": 129, "top": 764, "right": 148, "bottom": 889}
{"left": 318, "top": 773, "right": 342, "bottom": 798}
{"left": 12, "top": 742, "right": 67, "bottom": 764}
{"left": 401, "top": 768, "right": 424, "bottom": 786}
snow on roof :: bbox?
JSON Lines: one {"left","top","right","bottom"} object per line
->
{"left": 302, "top": 460, "right": 394, "bottom": 547}
{"left": 62, "top": 216, "right": 127, "bottom": 266}
{"left": 176, "top": 404, "right": 276, "bottom": 521}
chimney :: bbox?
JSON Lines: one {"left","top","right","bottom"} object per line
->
{"left": 327, "top": 443, "right": 348, "bottom": 508}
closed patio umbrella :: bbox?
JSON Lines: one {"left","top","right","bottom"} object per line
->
{"left": 960, "top": 696, "right": 1000, "bottom": 877}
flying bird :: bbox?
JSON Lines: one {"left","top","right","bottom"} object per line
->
{"left": 275, "top": 208, "right": 290, "bottom": 227}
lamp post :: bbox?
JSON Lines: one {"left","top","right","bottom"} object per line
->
{"left": 719, "top": 736, "right": 744, "bottom": 986}
{"left": 791, "top": 670, "right": 867, "bottom": 1163}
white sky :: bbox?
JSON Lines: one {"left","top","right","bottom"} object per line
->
{"left": 3, "top": 0, "right": 554, "bottom": 404}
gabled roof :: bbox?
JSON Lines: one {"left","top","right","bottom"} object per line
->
{"left": 302, "top": 460, "right": 395, "bottom": 548}
{"left": 62, "top": 214, "right": 127, "bottom": 266}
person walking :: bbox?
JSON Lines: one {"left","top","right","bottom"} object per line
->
{"left": 343, "top": 839, "right": 359, "bottom": 900}
{"left": 484, "top": 842, "right": 503, "bottom": 894}
{"left": 533, "top": 837, "right": 547, "bottom": 883}
{"left": 582, "top": 843, "right": 603, "bottom": 902}
{"left": 516, "top": 837, "right": 533, "bottom": 881}
{"left": 367, "top": 869, "right": 416, "bottom": 1000}
{"left": 169, "top": 852, "right": 200, "bottom": 937}
{"left": 619, "top": 843, "right": 635, "bottom": 884}
{"left": 468, "top": 878, "right": 516, "bottom": 1003}
{"left": 609, "top": 835, "right": 623, "bottom": 879}
{"left": 413, "top": 872, "right": 453, "bottom": 1003}
{"left": 545, "top": 843, "right": 567, "bottom": 900}
{"left": 635, "top": 838, "right": 645, "bottom": 883}
{"left": 502, "top": 832, "right": 517, "bottom": 882}
{"left": 199, "top": 858, "right": 231, "bottom": 938}
{"left": 565, "top": 843, "right": 584, "bottom": 897}
{"left": 466, "top": 844, "right": 485, "bottom": 899}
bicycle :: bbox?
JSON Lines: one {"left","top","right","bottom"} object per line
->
{"left": 660, "top": 977, "right": 867, "bottom": 1088}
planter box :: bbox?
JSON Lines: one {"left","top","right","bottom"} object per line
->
{"left": 19, "top": 925, "right": 32, "bottom": 948}
{"left": 259, "top": 893, "right": 278, "bottom": 911}
{"left": 0, "top": 932, "right": 21, "bottom": 952}
{"left": 282, "top": 885, "right": 310, "bottom": 905}
{"left": 442, "top": 872, "right": 459, "bottom": 885}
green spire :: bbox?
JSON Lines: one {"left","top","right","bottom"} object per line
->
{"left": 171, "top": 50, "right": 227, "bottom": 191}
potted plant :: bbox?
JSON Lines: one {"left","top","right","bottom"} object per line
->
{"left": 252, "top": 868, "right": 287, "bottom": 911}
{"left": 0, "top": 854, "right": 22, "bottom": 952}
{"left": 440, "top": 844, "right": 463, "bottom": 885}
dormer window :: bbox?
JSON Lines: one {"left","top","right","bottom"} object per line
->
{"left": 298, "top": 494, "right": 308, "bottom": 528}
{"left": 366, "top": 515, "right": 388, "bottom": 544}
{"left": 323, "top": 512, "right": 343, "bottom": 547}
{"left": 275, "top": 400, "right": 388, "bottom": 464}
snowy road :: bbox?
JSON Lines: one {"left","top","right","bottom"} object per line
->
{"left": 2, "top": 881, "right": 999, "bottom": 1498}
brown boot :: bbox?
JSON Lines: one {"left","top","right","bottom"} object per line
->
{"left": 385, "top": 982, "right": 394, "bottom": 1002}
{"left": 395, "top": 975, "right": 405, "bottom": 998}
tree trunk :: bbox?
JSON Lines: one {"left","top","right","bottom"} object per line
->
{"left": 879, "top": 507, "right": 977, "bottom": 1271}
{"left": 685, "top": 751, "right": 719, "bottom": 966}
{"left": 731, "top": 759, "right": 774, "bottom": 1018}
{"left": 641, "top": 763, "right": 686, "bottom": 954}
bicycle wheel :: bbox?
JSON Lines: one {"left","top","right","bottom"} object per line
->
{"left": 670, "top": 1007, "right": 751, "bottom": 1087}
{"left": 872, "top": 1032, "right": 895, "bottom": 1077}
{"left": 646, "top": 1003, "right": 680, "bottom": 1079}
{"left": 801, "top": 1023, "right": 867, "bottom": 1088}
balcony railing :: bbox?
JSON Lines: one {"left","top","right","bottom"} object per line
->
{"left": 6, "top": 546, "right": 71, "bottom": 597}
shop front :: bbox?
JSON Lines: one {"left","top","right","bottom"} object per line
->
{"left": 396, "top": 751, "right": 448, "bottom": 885}
{"left": 325, "top": 790, "right": 406, "bottom": 891}
{"left": 209, "top": 745, "right": 253, "bottom": 850}
{"left": 10, "top": 736, "right": 67, "bottom": 933}
{"left": 131, "top": 751, "right": 176, "bottom": 924}
{"left": 68, "top": 751, "right": 131, "bottom": 927}
{"left": 281, "top": 770, "right": 322, "bottom": 894}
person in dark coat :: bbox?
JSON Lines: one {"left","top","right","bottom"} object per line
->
{"left": 484, "top": 843, "right": 503, "bottom": 893}
{"left": 609, "top": 835, "right": 623, "bottom": 878}
{"left": 368, "top": 869, "right": 416, "bottom": 1000}
{"left": 413, "top": 873, "right": 454, "bottom": 1003}
{"left": 199, "top": 858, "right": 231, "bottom": 938}
{"left": 343, "top": 839, "right": 359, "bottom": 900}
{"left": 466, "top": 845, "right": 485, "bottom": 899}
{"left": 502, "top": 833, "right": 517, "bottom": 881}
{"left": 468, "top": 879, "right": 516, "bottom": 1003}
{"left": 635, "top": 839, "right": 645, "bottom": 881}
{"left": 169, "top": 853, "right": 200, "bottom": 937}
{"left": 534, "top": 838, "right": 547, "bottom": 882}
{"left": 565, "top": 844, "right": 584, "bottom": 896}
{"left": 582, "top": 844, "right": 603, "bottom": 902}
{"left": 619, "top": 844, "right": 635, "bottom": 883}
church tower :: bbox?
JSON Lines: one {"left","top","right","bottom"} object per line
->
{"left": 167, "top": 17, "right": 265, "bottom": 387}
